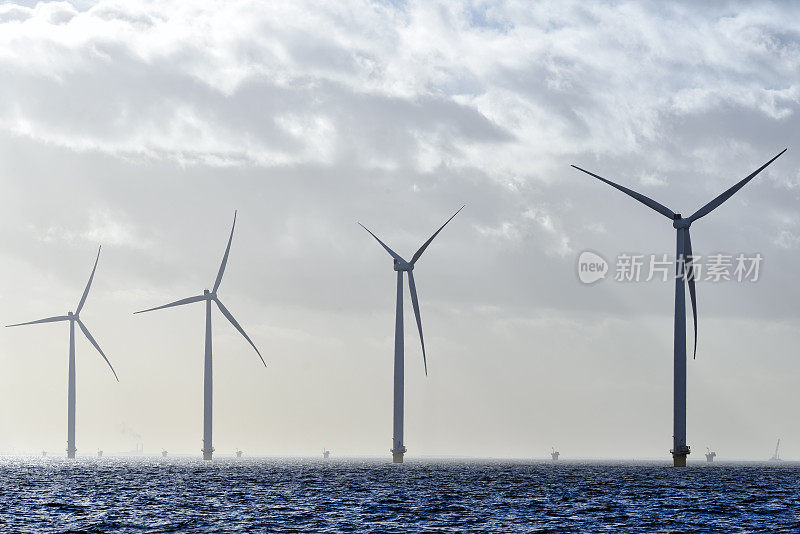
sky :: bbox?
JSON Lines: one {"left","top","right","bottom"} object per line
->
{"left": 0, "top": 0, "right": 798, "bottom": 460}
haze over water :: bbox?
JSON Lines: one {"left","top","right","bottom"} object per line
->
{"left": 1, "top": 457, "right": 797, "bottom": 533}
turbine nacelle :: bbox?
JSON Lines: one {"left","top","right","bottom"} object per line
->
{"left": 574, "top": 149, "right": 787, "bottom": 364}
{"left": 672, "top": 216, "right": 691, "bottom": 230}
{"left": 134, "top": 212, "right": 266, "bottom": 369}
{"left": 5, "top": 245, "right": 119, "bottom": 382}
{"left": 360, "top": 206, "right": 465, "bottom": 380}
{"left": 393, "top": 259, "right": 413, "bottom": 272}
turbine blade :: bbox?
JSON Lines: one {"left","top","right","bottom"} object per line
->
{"left": 77, "top": 319, "right": 119, "bottom": 382}
{"left": 407, "top": 271, "right": 427, "bottom": 375}
{"left": 357, "top": 223, "right": 406, "bottom": 262}
{"left": 685, "top": 229, "right": 698, "bottom": 359}
{"left": 571, "top": 165, "right": 675, "bottom": 219}
{"left": 76, "top": 246, "right": 101, "bottom": 314}
{"left": 6, "top": 315, "right": 70, "bottom": 327}
{"left": 133, "top": 294, "right": 205, "bottom": 314}
{"left": 410, "top": 205, "right": 465, "bottom": 265}
{"left": 688, "top": 149, "right": 787, "bottom": 223}
{"left": 214, "top": 298, "right": 266, "bottom": 367}
{"left": 213, "top": 211, "right": 237, "bottom": 293}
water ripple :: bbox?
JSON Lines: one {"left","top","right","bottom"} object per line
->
{"left": 1, "top": 458, "right": 799, "bottom": 532}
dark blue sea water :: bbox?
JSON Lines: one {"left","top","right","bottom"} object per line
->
{"left": 1, "top": 458, "right": 798, "bottom": 533}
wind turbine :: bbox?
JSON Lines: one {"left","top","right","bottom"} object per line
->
{"left": 6, "top": 246, "right": 119, "bottom": 459}
{"left": 134, "top": 211, "right": 264, "bottom": 460}
{"left": 572, "top": 149, "right": 786, "bottom": 466}
{"left": 359, "top": 206, "right": 463, "bottom": 463}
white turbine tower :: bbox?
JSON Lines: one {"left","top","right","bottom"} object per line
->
{"left": 359, "top": 206, "right": 463, "bottom": 463}
{"left": 134, "top": 211, "right": 265, "bottom": 460}
{"left": 6, "top": 246, "right": 119, "bottom": 459}
{"left": 572, "top": 149, "right": 786, "bottom": 466}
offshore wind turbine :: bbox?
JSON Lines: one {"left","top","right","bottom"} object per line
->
{"left": 572, "top": 149, "right": 786, "bottom": 466}
{"left": 359, "top": 206, "right": 463, "bottom": 463}
{"left": 135, "top": 211, "right": 265, "bottom": 460}
{"left": 6, "top": 246, "right": 119, "bottom": 459}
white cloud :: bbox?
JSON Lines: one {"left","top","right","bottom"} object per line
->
{"left": 639, "top": 172, "right": 666, "bottom": 187}
{"left": 32, "top": 208, "right": 150, "bottom": 249}
{"left": 475, "top": 221, "right": 521, "bottom": 241}
{"left": 774, "top": 230, "right": 800, "bottom": 250}
{"left": 82, "top": 208, "right": 149, "bottom": 247}
{"left": 585, "top": 222, "right": 606, "bottom": 234}
{"left": 0, "top": 0, "right": 797, "bottom": 181}
{"left": 476, "top": 205, "right": 572, "bottom": 257}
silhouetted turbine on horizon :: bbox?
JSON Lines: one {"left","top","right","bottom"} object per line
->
{"left": 6, "top": 246, "right": 118, "bottom": 459}
{"left": 572, "top": 149, "right": 786, "bottom": 466}
{"left": 134, "top": 211, "right": 264, "bottom": 461}
{"left": 359, "top": 205, "right": 464, "bottom": 463}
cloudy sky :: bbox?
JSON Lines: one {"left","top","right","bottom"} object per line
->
{"left": 0, "top": 0, "right": 798, "bottom": 460}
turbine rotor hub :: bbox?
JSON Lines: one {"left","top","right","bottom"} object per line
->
{"left": 393, "top": 259, "right": 413, "bottom": 272}
{"left": 672, "top": 216, "right": 691, "bottom": 230}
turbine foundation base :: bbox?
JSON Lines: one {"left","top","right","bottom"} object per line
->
{"left": 671, "top": 446, "right": 690, "bottom": 467}
{"left": 203, "top": 450, "right": 213, "bottom": 461}
{"left": 391, "top": 445, "right": 406, "bottom": 464}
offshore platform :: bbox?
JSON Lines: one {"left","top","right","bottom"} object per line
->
{"left": 551, "top": 447, "right": 560, "bottom": 461}
{"left": 705, "top": 447, "right": 716, "bottom": 462}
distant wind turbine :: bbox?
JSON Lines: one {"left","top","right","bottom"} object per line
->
{"left": 572, "top": 149, "right": 786, "bottom": 466}
{"left": 134, "top": 211, "right": 264, "bottom": 460}
{"left": 6, "top": 246, "right": 118, "bottom": 459}
{"left": 359, "top": 206, "right": 463, "bottom": 463}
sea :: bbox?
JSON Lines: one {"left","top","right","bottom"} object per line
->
{"left": 1, "top": 457, "right": 798, "bottom": 533}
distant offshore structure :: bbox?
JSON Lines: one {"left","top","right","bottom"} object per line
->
{"left": 97, "top": 450, "right": 103, "bottom": 458}
{"left": 5, "top": 246, "right": 119, "bottom": 459}
{"left": 161, "top": 450, "right": 168, "bottom": 458}
{"left": 572, "top": 149, "right": 786, "bottom": 466}
{"left": 770, "top": 439, "right": 782, "bottom": 462}
{"left": 705, "top": 448, "right": 716, "bottom": 462}
{"left": 135, "top": 211, "right": 265, "bottom": 461}
{"left": 360, "top": 206, "right": 464, "bottom": 463}
{"left": 236, "top": 450, "right": 243, "bottom": 458}
{"left": 323, "top": 449, "right": 330, "bottom": 459}
{"left": 551, "top": 448, "right": 560, "bottom": 461}
{"left": 41, "top": 450, "right": 47, "bottom": 458}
